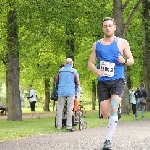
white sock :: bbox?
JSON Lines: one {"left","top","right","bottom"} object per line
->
{"left": 106, "top": 116, "right": 118, "bottom": 141}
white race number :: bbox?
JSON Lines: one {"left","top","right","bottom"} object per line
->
{"left": 100, "top": 61, "right": 115, "bottom": 77}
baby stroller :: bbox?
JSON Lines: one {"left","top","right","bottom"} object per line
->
{"left": 55, "top": 99, "right": 87, "bottom": 130}
{"left": 73, "top": 99, "right": 87, "bottom": 130}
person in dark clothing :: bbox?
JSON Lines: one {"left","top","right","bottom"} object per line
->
{"left": 134, "top": 82, "right": 147, "bottom": 118}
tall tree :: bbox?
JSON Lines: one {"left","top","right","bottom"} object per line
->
{"left": 0, "top": 0, "right": 143, "bottom": 113}
{"left": 44, "top": 78, "right": 50, "bottom": 111}
{"left": 7, "top": 7, "right": 22, "bottom": 120}
{"left": 92, "top": 80, "right": 96, "bottom": 110}
{"left": 142, "top": 0, "right": 150, "bottom": 110}
{"left": 64, "top": 1, "right": 75, "bottom": 60}
{"left": 66, "top": 23, "right": 74, "bottom": 60}
{"left": 113, "top": 0, "right": 142, "bottom": 113}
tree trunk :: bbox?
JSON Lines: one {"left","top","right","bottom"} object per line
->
{"left": 44, "top": 78, "right": 50, "bottom": 111}
{"left": 113, "top": 0, "right": 124, "bottom": 37}
{"left": 113, "top": 0, "right": 130, "bottom": 114}
{"left": 6, "top": 69, "right": 8, "bottom": 108}
{"left": 7, "top": 9, "right": 22, "bottom": 121}
{"left": 112, "top": 0, "right": 143, "bottom": 113}
{"left": 142, "top": 0, "right": 150, "bottom": 111}
{"left": 66, "top": 23, "right": 74, "bottom": 61}
{"left": 92, "top": 80, "right": 96, "bottom": 110}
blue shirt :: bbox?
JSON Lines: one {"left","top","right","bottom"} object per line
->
{"left": 96, "top": 38, "right": 125, "bottom": 81}
{"left": 56, "top": 64, "right": 79, "bottom": 97}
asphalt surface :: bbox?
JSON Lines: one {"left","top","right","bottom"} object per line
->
{"left": 0, "top": 119, "right": 150, "bottom": 150}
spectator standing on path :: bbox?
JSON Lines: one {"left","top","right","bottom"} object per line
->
{"left": 129, "top": 87, "right": 137, "bottom": 114}
{"left": 88, "top": 17, "right": 134, "bottom": 150}
{"left": 27, "top": 85, "right": 40, "bottom": 119}
{"left": 55, "top": 58, "right": 79, "bottom": 132}
{"left": 134, "top": 82, "right": 147, "bottom": 118}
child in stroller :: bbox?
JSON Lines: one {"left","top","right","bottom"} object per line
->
{"left": 55, "top": 96, "right": 87, "bottom": 130}
{"left": 73, "top": 96, "right": 87, "bottom": 130}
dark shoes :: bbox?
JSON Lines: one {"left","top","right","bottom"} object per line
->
{"left": 103, "top": 140, "right": 112, "bottom": 150}
{"left": 66, "top": 128, "right": 75, "bottom": 132}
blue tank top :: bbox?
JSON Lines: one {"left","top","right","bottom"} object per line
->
{"left": 96, "top": 38, "right": 125, "bottom": 81}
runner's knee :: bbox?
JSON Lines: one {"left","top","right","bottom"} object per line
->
{"left": 102, "top": 110, "right": 110, "bottom": 118}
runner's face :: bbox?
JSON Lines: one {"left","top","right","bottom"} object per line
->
{"left": 102, "top": 20, "right": 116, "bottom": 38}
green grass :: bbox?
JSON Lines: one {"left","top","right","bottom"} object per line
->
{"left": 0, "top": 109, "right": 150, "bottom": 142}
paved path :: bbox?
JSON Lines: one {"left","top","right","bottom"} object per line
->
{"left": 0, "top": 119, "right": 150, "bottom": 150}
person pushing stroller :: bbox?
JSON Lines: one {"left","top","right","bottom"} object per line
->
{"left": 55, "top": 58, "right": 80, "bottom": 132}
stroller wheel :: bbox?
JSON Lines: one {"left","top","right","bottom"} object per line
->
{"left": 83, "top": 122, "right": 87, "bottom": 129}
{"left": 79, "top": 122, "right": 83, "bottom": 130}
{"left": 79, "top": 121, "right": 87, "bottom": 130}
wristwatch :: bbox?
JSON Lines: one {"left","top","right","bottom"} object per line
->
{"left": 124, "top": 58, "right": 127, "bottom": 65}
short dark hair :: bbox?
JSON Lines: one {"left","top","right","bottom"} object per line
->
{"left": 102, "top": 17, "right": 116, "bottom": 25}
{"left": 29, "top": 84, "right": 32, "bottom": 87}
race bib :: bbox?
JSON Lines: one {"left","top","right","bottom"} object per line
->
{"left": 100, "top": 61, "right": 115, "bottom": 77}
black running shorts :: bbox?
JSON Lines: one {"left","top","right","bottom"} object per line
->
{"left": 97, "top": 78, "right": 125, "bottom": 102}
{"left": 30, "top": 101, "right": 36, "bottom": 111}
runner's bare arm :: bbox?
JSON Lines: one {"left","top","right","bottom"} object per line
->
{"left": 123, "top": 40, "right": 134, "bottom": 66}
{"left": 88, "top": 43, "right": 103, "bottom": 77}
{"left": 118, "top": 39, "right": 134, "bottom": 66}
{"left": 88, "top": 43, "right": 97, "bottom": 73}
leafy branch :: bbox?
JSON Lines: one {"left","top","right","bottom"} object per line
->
{"left": 123, "top": 0, "right": 142, "bottom": 37}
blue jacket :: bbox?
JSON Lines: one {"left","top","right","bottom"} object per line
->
{"left": 55, "top": 64, "right": 79, "bottom": 97}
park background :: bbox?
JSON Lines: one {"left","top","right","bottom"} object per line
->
{"left": 0, "top": 0, "right": 150, "bottom": 121}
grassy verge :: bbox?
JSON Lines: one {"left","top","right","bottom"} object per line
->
{"left": 0, "top": 109, "right": 150, "bottom": 142}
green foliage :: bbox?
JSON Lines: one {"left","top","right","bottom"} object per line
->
{"left": 125, "top": 3, "right": 143, "bottom": 88}
{"left": 0, "top": 0, "right": 145, "bottom": 98}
